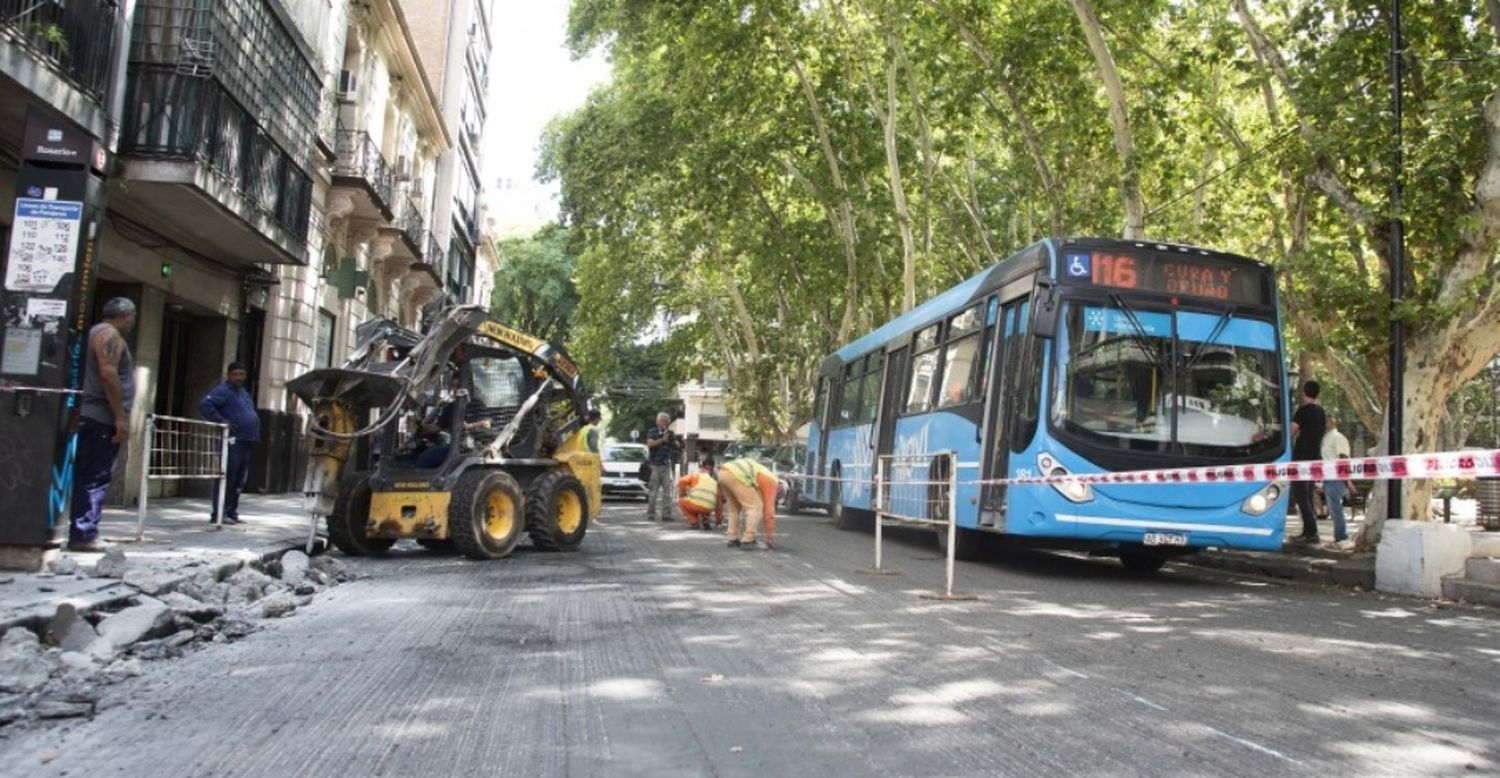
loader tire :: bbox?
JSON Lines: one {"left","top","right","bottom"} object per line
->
{"left": 526, "top": 470, "right": 590, "bottom": 551}
{"left": 449, "top": 469, "right": 527, "bottom": 560}
{"left": 328, "top": 473, "right": 394, "bottom": 557}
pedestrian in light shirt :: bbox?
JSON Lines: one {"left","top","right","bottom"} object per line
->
{"left": 1320, "top": 416, "right": 1354, "bottom": 545}
{"left": 199, "top": 362, "right": 260, "bottom": 525}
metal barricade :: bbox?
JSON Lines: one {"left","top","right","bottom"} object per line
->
{"left": 136, "top": 414, "right": 230, "bottom": 540}
{"left": 1478, "top": 476, "right": 1500, "bottom": 531}
{"left": 871, "top": 450, "right": 978, "bottom": 601}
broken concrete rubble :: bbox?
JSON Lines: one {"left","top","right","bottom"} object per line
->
{"left": 0, "top": 629, "right": 52, "bottom": 693}
{"left": 45, "top": 603, "right": 100, "bottom": 653}
{"left": 96, "top": 601, "right": 174, "bottom": 648}
{"left": 92, "top": 547, "right": 129, "bottom": 579}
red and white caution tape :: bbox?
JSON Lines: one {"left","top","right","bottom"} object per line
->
{"left": 784, "top": 449, "right": 1500, "bottom": 488}
{"left": 996, "top": 449, "right": 1500, "bottom": 487}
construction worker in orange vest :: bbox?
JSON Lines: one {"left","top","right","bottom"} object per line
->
{"left": 718, "top": 457, "right": 779, "bottom": 550}
{"left": 676, "top": 457, "right": 721, "bottom": 530}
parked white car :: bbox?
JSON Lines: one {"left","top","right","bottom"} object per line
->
{"left": 601, "top": 443, "right": 650, "bottom": 500}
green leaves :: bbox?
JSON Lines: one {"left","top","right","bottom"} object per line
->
{"left": 489, "top": 225, "right": 579, "bottom": 346}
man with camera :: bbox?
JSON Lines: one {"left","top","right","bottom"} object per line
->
{"left": 645, "top": 411, "right": 680, "bottom": 523}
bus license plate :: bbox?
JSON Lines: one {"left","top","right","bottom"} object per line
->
{"left": 1143, "top": 532, "right": 1188, "bottom": 547}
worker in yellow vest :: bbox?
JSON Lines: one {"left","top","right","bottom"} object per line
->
{"left": 718, "top": 457, "right": 779, "bottom": 550}
{"left": 676, "top": 457, "right": 720, "bottom": 530}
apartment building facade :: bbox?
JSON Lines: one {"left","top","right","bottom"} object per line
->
{"left": 402, "top": 0, "right": 491, "bottom": 305}
{"left": 1, "top": 0, "right": 490, "bottom": 507}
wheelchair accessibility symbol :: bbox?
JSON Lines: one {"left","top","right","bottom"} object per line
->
{"left": 1066, "top": 253, "right": 1091, "bottom": 278}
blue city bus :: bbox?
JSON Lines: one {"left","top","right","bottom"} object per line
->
{"left": 800, "top": 237, "right": 1290, "bottom": 571}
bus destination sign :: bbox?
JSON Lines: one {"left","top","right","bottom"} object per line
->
{"left": 1061, "top": 251, "right": 1270, "bottom": 305}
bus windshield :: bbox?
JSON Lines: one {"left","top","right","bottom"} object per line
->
{"left": 1052, "top": 300, "right": 1284, "bottom": 459}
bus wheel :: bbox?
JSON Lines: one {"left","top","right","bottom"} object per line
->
{"left": 1119, "top": 548, "right": 1167, "bottom": 574}
{"left": 830, "top": 470, "right": 856, "bottom": 530}
{"left": 936, "top": 525, "right": 987, "bottom": 562}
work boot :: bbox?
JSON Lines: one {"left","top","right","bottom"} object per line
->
{"left": 740, "top": 541, "right": 761, "bottom": 551}
{"left": 726, "top": 540, "right": 741, "bottom": 548}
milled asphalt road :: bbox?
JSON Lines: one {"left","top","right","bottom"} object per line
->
{"left": 4, "top": 501, "right": 1498, "bottom": 777}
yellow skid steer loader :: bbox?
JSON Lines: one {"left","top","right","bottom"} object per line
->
{"left": 287, "top": 305, "right": 601, "bottom": 559}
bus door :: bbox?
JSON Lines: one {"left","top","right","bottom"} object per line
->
{"left": 813, "top": 375, "right": 832, "bottom": 502}
{"left": 979, "top": 299, "right": 1028, "bottom": 526}
{"left": 877, "top": 346, "right": 907, "bottom": 457}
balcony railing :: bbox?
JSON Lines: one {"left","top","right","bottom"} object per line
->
{"left": 120, "top": 64, "right": 312, "bottom": 242}
{"left": 395, "top": 194, "right": 424, "bottom": 255}
{"left": 333, "top": 129, "right": 393, "bottom": 218}
{"left": 0, "top": 0, "right": 120, "bottom": 100}
{"left": 426, "top": 232, "right": 447, "bottom": 269}
{"left": 700, "top": 415, "right": 732, "bottom": 432}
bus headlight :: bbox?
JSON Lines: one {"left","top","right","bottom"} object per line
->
{"left": 1038, "top": 453, "right": 1093, "bottom": 503}
{"left": 1242, "top": 482, "right": 1284, "bottom": 516}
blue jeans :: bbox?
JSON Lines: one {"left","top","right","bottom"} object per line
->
{"left": 69, "top": 418, "right": 120, "bottom": 543}
{"left": 416, "top": 445, "right": 450, "bottom": 469}
{"left": 1323, "top": 480, "right": 1348, "bottom": 542}
{"left": 214, "top": 440, "right": 255, "bottom": 520}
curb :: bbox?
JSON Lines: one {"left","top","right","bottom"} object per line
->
{"left": 1180, "top": 549, "right": 1375, "bottom": 589}
{"left": 0, "top": 538, "right": 308, "bottom": 637}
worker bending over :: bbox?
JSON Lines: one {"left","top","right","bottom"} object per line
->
{"left": 717, "top": 457, "right": 779, "bottom": 550}
{"left": 676, "top": 458, "right": 721, "bottom": 531}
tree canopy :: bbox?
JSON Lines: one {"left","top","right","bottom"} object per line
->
{"left": 489, "top": 224, "right": 579, "bottom": 345}
{"left": 544, "top": 0, "right": 1500, "bottom": 538}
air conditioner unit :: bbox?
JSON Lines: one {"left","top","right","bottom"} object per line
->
{"left": 337, "top": 69, "right": 358, "bottom": 97}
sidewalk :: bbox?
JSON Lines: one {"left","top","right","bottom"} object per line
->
{"left": 1183, "top": 499, "right": 1489, "bottom": 590}
{"left": 0, "top": 494, "right": 315, "bottom": 633}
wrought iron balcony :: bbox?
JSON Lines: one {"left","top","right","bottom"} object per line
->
{"left": 119, "top": 64, "right": 312, "bottom": 247}
{"left": 333, "top": 129, "right": 394, "bottom": 220}
{"left": 395, "top": 194, "right": 424, "bottom": 255}
{"left": 426, "top": 232, "right": 447, "bottom": 269}
{"left": 0, "top": 0, "right": 120, "bottom": 101}
{"left": 700, "top": 414, "right": 732, "bottom": 432}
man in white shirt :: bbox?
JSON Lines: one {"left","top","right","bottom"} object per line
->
{"left": 1320, "top": 417, "right": 1354, "bottom": 543}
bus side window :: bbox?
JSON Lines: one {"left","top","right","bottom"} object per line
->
{"left": 814, "top": 377, "right": 829, "bottom": 428}
{"left": 858, "top": 352, "right": 883, "bottom": 423}
{"left": 976, "top": 297, "right": 999, "bottom": 397}
{"left": 906, "top": 323, "right": 941, "bottom": 414}
{"left": 839, "top": 363, "right": 860, "bottom": 426}
{"left": 939, "top": 306, "right": 983, "bottom": 407}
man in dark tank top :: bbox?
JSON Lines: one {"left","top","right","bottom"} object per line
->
{"left": 68, "top": 297, "right": 137, "bottom": 551}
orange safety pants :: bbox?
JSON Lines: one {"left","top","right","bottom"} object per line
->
{"left": 678, "top": 498, "right": 716, "bottom": 528}
{"left": 717, "top": 468, "right": 778, "bottom": 544}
